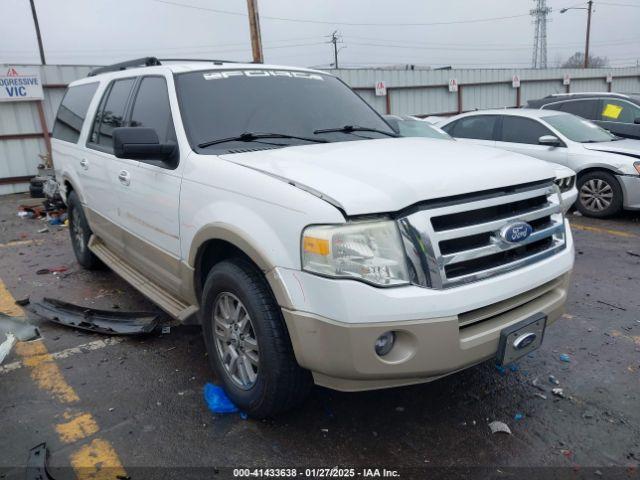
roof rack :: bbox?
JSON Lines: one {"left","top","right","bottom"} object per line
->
{"left": 158, "top": 58, "right": 239, "bottom": 65}
{"left": 87, "top": 57, "right": 241, "bottom": 77}
{"left": 88, "top": 57, "right": 162, "bottom": 77}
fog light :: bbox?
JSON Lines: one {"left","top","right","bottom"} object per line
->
{"left": 374, "top": 331, "right": 396, "bottom": 357}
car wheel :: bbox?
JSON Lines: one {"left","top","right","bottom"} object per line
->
{"left": 67, "top": 191, "right": 103, "bottom": 269}
{"left": 201, "top": 259, "right": 312, "bottom": 418}
{"left": 576, "top": 171, "right": 623, "bottom": 218}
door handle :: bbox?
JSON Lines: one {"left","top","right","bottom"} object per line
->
{"left": 80, "top": 159, "right": 89, "bottom": 170}
{"left": 118, "top": 170, "right": 131, "bottom": 186}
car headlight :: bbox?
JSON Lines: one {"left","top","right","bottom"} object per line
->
{"left": 554, "top": 175, "right": 575, "bottom": 193}
{"left": 302, "top": 220, "right": 410, "bottom": 287}
{"left": 634, "top": 162, "right": 640, "bottom": 175}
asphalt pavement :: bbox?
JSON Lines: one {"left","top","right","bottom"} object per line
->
{"left": 0, "top": 193, "right": 639, "bottom": 480}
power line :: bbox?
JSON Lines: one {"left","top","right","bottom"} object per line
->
{"left": 597, "top": 1, "right": 640, "bottom": 6}
{"left": 151, "top": 0, "right": 533, "bottom": 26}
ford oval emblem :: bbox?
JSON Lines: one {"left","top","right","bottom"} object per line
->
{"left": 499, "top": 222, "right": 533, "bottom": 244}
{"left": 513, "top": 332, "right": 537, "bottom": 350}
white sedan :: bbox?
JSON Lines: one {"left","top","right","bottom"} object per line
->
{"left": 387, "top": 114, "right": 577, "bottom": 214}
{"left": 439, "top": 109, "right": 640, "bottom": 218}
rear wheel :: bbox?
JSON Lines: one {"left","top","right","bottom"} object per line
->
{"left": 201, "top": 259, "right": 312, "bottom": 418}
{"left": 576, "top": 171, "right": 623, "bottom": 218}
{"left": 67, "top": 191, "right": 102, "bottom": 269}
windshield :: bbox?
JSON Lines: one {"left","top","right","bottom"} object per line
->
{"left": 395, "top": 119, "right": 452, "bottom": 140}
{"left": 543, "top": 114, "right": 617, "bottom": 143}
{"left": 175, "top": 69, "right": 395, "bottom": 153}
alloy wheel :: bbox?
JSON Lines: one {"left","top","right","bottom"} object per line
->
{"left": 579, "top": 178, "right": 613, "bottom": 212}
{"left": 213, "top": 292, "right": 259, "bottom": 389}
{"left": 71, "top": 208, "right": 86, "bottom": 254}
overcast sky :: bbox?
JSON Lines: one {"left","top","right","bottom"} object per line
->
{"left": 2, "top": 0, "right": 639, "bottom": 68}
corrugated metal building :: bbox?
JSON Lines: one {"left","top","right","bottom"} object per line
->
{"left": 0, "top": 64, "right": 95, "bottom": 195}
{"left": 1, "top": 63, "right": 639, "bottom": 195}
{"left": 331, "top": 66, "right": 640, "bottom": 117}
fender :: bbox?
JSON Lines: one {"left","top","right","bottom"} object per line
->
{"left": 189, "top": 222, "right": 276, "bottom": 272}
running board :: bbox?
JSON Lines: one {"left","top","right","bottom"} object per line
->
{"left": 88, "top": 236, "right": 198, "bottom": 322}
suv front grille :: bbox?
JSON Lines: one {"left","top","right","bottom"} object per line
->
{"left": 397, "top": 181, "right": 566, "bottom": 288}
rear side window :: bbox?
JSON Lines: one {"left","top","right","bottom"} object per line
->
{"left": 600, "top": 99, "right": 640, "bottom": 124}
{"left": 129, "top": 77, "right": 176, "bottom": 143}
{"left": 550, "top": 99, "right": 598, "bottom": 119}
{"left": 501, "top": 116, "right": 554, "bottom": 145}
{"left": 52, "top": 83, "right": 99, "bottom": 143}
{"left": 89, "top": 78, "right": 135, "bottom": 152}
{"left": 446, "top": 115, "right": 497, "bottom": 140}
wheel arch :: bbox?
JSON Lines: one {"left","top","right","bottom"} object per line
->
{"left": 190, "top": 224, "right": 278, "bottom": 304}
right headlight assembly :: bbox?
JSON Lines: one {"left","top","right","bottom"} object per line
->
{"left": 301, "top": 220, "right": 410, "bottom": 287}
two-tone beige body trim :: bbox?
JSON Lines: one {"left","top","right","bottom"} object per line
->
{"left": 282, "top": 272, "right": 570, "bottom": 392}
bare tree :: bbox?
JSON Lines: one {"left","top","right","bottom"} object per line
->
{"left": 562, "top": 52, "right": 608, "bottom": 68}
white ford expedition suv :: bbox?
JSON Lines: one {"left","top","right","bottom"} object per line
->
{"left": 52, "top": 58, "right": 574, "bottom": 417}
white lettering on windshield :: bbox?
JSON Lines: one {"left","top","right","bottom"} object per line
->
{"left": 203, "top": 70, "right": 324, "bottom": 81}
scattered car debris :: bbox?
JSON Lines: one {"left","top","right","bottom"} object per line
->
{"left": 0, "top": 313, "right": 41, "bottom": 342}
{"left": 26, "top": 443, "right": 56, "bottom": 480}
{"left": 26, "top": 298, "right": 160, "bottom": 335}
{"left": 0, "top": 333, "right": 16, "bottom": 365}
{"left": 514, "top": 413, "right": 524, "bottom": 421}
{"left": 627, "top": 250, "right": 640, "bottom": 258}
{"left": 559, "top": 353, "right": 571, "bottom": 363}
{"left": 597, "top": 300, "right": 627, "bottom": 311}
{"left": 36, "top": 266, "right": 68, "bottom": 275}
{"left": 532, "top": 377, "right": 546, "bottom": 391}
{"left": 552, "top": 388, "right": 565, "bottom": 398}
{"left": 549, "top": 375, "right": 560, "bottom": 385}
{"left": 488, "top": 421, "right": 512, "bottom": 435}
{"left": 204, "top": 383, "right": 239, "bottom": 414}
{"left": 533, "top": 393, "right": 548, "bottom": 400}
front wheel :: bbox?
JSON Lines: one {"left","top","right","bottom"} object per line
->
{"left": 201, "top": 259, "right": 312, "bottom": 418}
{"left": 576, "top": 171, "right": 623, "bottom": 218}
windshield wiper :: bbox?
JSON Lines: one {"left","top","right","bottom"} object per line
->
{"left": 313, "top": 125, "right": 398, "bottom": 138}
{"left": 198, "top": 132, "right": 328, "bottom": 148}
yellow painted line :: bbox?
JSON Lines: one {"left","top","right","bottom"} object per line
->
{"left": 56, "top": 413, "right": 100, "bottom": 444}
{"left": 0, "top": 279, "right": 23, "bottom": 316}
{"left": 14, "top": 341, "right": 81, "bottom": 403}
{"left": 0, "top": 239, "right": 43, "bottom": 249}
{"left": 70, "top": 439, "right": 127, "bottom": 480}
{"left": 0, "top": 277, "right": 128, "bottom": 479}
{"left": 0, "top": 337, "right": 124, "bottom": 376}
{"left": 571, "top": 222, "right": 638, "bottom": 239}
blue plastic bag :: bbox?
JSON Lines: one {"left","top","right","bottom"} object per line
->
{"left": 204, "top": 383, "right": 239, "bottom": 414}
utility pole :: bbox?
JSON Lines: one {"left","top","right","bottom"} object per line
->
{"left": 29, "top": 0, "right": 46, "bottom": 65}
{"left": 584, "top": 0, "right": 593, "bottom": 68}
{"left": 246, "top": 0, "right": 263, "bottom": 63}
{"left": 330, "top": 31, "right": 340, "bottom": 69}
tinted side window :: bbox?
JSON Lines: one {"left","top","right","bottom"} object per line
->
{"left": 450, "top": 115, "right": 497, "bottom": 140}
{"left": 90, "top": 78, "right": 135, "bottom": 152}
{"left": 52, "top": 83, "right": 99, "bottom": 143}
{"left": 555, "top": 99, "right": 598, "bottom": 119}
{"left": 501, "top": 116, "right": 554, "bottom": 145}
{"left": 129, "top": 77, "right": 176, "bottom": 143}
{"left": 600, "top": 99, "right": 640, "bottom": 124}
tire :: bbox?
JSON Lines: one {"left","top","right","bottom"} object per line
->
{"left": 201, "top": 259, "right": 312, "bottom": 418}
{"left": 576, "top": 171, "right": 623, "bottom": 218}
{"left": 67, "top": 191, "right": 103, "bottom": 269}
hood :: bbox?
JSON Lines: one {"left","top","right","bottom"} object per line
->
{"left": 551, "top": 164, "right": 576, "bottom": 179}
{"left": 220, "top": 137, "right": 556, "bottom": 215}
{"left": 582, "top": 139, "right": 640, "bottom": 159}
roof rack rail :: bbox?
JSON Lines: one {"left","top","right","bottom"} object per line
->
{"left": 158, "top": 58, "right": 239, "bottom": 64}
{"left": 87, "top": 57, "right": 162, "bottom": 77}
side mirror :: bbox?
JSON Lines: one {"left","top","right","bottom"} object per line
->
{"left": 113, "top": 127, "right": 177, "bottom": 163}
{"left": 634, "top": 118, "right": 640, "bottom": 125}
{"left": 538, "top": 135, "right": 561, "bottom": 147}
